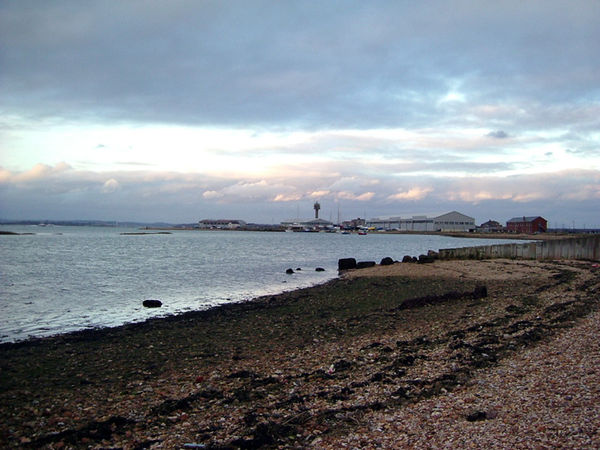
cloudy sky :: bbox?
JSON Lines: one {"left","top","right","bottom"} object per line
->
{"left": 1, "top": 1, "right": 599, "bottom": 227}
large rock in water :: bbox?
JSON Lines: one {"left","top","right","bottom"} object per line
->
{"left": 380, "top": 257, "right": 394, "bottom": 266}
{"left": 338, "top": 258, "right": 357, "bottom": 271}
{"left": 356, "top": 261, "right": 376, "bottom": 269}
{"left": 143, "top": 299, "right": 162, "bottom": 308}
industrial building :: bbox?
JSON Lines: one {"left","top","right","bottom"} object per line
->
{"left": 367, "top": 211, "right": 475, "bottom": 232}
{"left": 506, "top": 216, "right": 547, "bottom": 234}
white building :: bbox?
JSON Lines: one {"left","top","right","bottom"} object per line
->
{"left": 280, "top": 218, "right": 334, "bottom": 231}
{"left": 367, "top": 211, "right": 475, "bottom": 232}
{"left": 198, "top": 219, "right": 247, "bottom": 229}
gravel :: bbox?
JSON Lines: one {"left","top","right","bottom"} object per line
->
{"left": 322, "top": 289, "right": 600, "bottom": 449}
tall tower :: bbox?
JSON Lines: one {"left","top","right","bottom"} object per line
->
{"left": 314, "top": 201, "right": 321, "bottom": 219}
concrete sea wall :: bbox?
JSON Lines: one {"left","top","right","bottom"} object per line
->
{"left": 439, "top": 235, "right": 600, "bottom": 261}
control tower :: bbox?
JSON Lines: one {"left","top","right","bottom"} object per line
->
{"left": 313, "top": 201, "right": 321, "bottom": 219}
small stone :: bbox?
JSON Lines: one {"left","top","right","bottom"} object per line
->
{"left": 473, "top": 285, "right": 488, "bottom": 298}
{"left": 466, "top": 410, "right": 489, "bottom": 422}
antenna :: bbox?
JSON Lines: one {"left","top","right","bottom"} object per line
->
{"left": 314, "top": 201, "right": 321, "bottom": 219}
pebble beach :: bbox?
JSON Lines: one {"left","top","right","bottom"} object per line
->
{"left": 1, "top": 258, "right": 599, "bottom": 448}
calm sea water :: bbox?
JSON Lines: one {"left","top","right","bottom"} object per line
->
{"left": 0, "top": 226, "right": 524, "bottom": 343}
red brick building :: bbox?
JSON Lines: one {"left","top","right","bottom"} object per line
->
{"left": 506, "top": 216, "right": 547, "bottom": 234}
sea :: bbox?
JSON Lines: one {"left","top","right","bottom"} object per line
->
{"left": 0, "top": 225, "right": 526, "bottom": 343}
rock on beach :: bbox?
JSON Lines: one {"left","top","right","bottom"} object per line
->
{"left": 338, "top": 258, "right": 357, "bottom": 271}
{"left": 142, "top": 299, "right": 162, "bottom": 308}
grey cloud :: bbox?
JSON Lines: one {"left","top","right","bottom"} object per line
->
{"left": 565, "top": 147, "right": 600, "bottom": 157}
{"left": 487, "top": 130, "right": 509, "bottom": 139}
{"left": 516, "top": 104, "right": 600, "bottom": 134}
{"left": 2, "top": 1, "right": 599, "bottom": 130}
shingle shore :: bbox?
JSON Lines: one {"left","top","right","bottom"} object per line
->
{"left": 325, "top": 264, "right": 600, "bottom": 449}
{"left": 325, "top": 306, "right": 600, "bottom": 449}
{"left": 1, "top": 259, "right": 598, "bottom": 448}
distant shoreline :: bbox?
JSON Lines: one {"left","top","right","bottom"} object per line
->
{"left": 2, "top": 220, "right": 598, "bottom": 237}
{"left": 2, "top": 224, "right": 590, "bottom": 241}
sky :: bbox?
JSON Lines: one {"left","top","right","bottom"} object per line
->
{"left": 1, "top": 1, "right": 599, "bottom": 227}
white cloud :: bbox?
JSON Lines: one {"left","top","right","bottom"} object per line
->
{"left": 0, "top": 168, "right": 11, "bottom": 183}
{"left": 11, "top": 162, "right": 72, "bottom": 183}
{"left": 101, "top": 178, "right": 120, "bottom": 193}
{"left": 336, "top": 191, "right": 375, "bottom": 201}
{"left": 560, "top": 184, "right": 600, "bottom": 201}
{"left": 512, "top": 192, "right": 548, "bottom": 203}
{"left": 202, "top": 190, "right": 223, "bottom": 200}
{"left": 1, "top": 163, "right": 599, "bottom": 226}
{"left": 355, "top": 192, "right": 375, "bottom": 201}
{"left": 309, "top": 190, "right": 330, "bottom": 198}
{"left": 388, "top": 187, "right": 433, "bottom": 201}
{"left": 273, "top": 193, "right": 303, "bottom": 202}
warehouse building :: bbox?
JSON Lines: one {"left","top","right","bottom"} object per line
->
{"left": 367, "top": 211, "right": 475, "bottom": 232}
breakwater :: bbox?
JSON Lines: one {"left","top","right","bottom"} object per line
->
{"left": 439, "top": 235, "right": 600, "bottom": 261}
